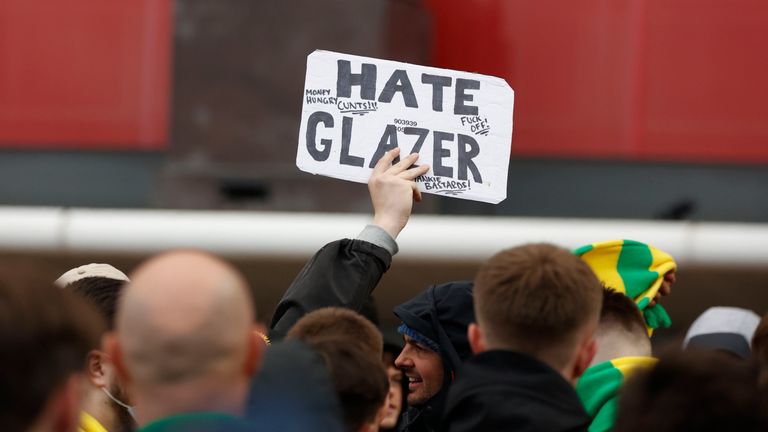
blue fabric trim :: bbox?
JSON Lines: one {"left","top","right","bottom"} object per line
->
{"left": 398, "top": 323, "right": 441, "bottom": 353}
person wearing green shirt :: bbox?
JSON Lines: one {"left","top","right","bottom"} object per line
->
{"left": 576, "top": 289, "right": 657, "bottom": 432}
{"left": 574, "top": 240, "right": 677, "bottom": 432}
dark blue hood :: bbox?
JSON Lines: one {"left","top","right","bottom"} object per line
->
{"left": 393, "top": 281, "right": 475, "bottom": 431}
{"left": 394, "top": 281, "right": 475, "bottom": 376}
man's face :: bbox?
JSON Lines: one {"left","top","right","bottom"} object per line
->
{"left": 394, "top": 336, "right": 444, "bottom": 406}
{"left": 380, "top": 365, "right": 404, "bottom": 429}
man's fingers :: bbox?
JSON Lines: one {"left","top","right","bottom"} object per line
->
{"left": 388, "top": 152, "right": 421, "bottom": 174}
{"left": 372, "top": 147, "right": 402, "bottom": 175}
{"left": 659, "top": 271, "right": 675, "bottom": 296}
{"left": 664, "top": 271, "right": 676, "bottom": 284}
{"left": 660, "top": 281, "right": 672, "bottom": 297}
{"left": 400, "top": 164, "right": 430, "bottom": 180}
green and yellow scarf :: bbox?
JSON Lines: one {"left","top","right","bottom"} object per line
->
{"left": 574, "top": 239, "right": 676, "bottom": 332}
{"left": 576, "top": 356, "right": 657, "bottom": 432}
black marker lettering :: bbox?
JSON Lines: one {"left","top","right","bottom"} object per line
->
{"left": 339, "top": 116, "right": 365, "bottom": 167}
{"left": 306, "top": 111, "right": 333, "bottom": 161}
{"left": 378, "top": 70, "right": 418, "bottom": 108}
{"left": 421, "top": 74, "right": 452, "bottom": 112}
{"left": 336, "top": 60, "right": 377, "bottom": 100}
{"left": 403, "top": 127, "right": 429, "bottom": 154}
{"left": 369, "top": 124, "right": 400, "bottom": 168}
{"left": 432, "top": 131, "right": 454, "bottom": 178}
{"left": 457, "top": 134, "right": 483, "bottom": 183}
{"left": 454, "top": 78, "right": 480, "bottom": 115}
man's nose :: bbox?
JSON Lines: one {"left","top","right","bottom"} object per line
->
{"left": 394, "top": 351, "right": 412, "bottom": 368}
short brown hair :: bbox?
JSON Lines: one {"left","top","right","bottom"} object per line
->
{"left": 0, "top": 276, "right": 104, "bottom": 431}
{"left": 600, "top": 287, "right": 647, "bottom": 337}
{"left": 287, "top": 307, "right": 383, "bottom": 358}
{"left": 309, "top": 338, "right": 388, "bottom": 432}
{"left": 474, "top": 243, "right": 602, "bottom": 362}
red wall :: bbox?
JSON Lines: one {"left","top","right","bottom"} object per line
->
{"left": 427, "top": 0, "right": 768, "bottom": 163}
{"left": 0, "top": 0, "right": 172, "bottom": 149}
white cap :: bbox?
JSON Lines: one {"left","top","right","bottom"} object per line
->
{"left": 683, "top": 306, "right": 761, "bottom": 359}
{"left": 55, "top": 263, "right": 130, "bottom": 288}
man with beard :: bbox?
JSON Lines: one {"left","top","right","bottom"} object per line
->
{"left": 57, "top": 264, "right": 137, "bottom": 432}
{"left": 393, "top": 281, "right": 475, "bottom": 432}
{"left": 265, "top": 148, "right": 472, "bottom": 431}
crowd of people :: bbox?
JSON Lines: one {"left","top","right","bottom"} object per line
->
{"left": 2, "top": 148, "right": 767, "bottom": 432}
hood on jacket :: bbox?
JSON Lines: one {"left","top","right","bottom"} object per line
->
{"left": 393, "top": 281, "right": 475, "bottom": 431}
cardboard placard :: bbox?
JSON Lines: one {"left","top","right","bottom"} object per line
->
{"left": 296, "top": 50, "right": 514, "bottom": 204}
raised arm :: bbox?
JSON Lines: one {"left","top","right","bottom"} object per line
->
{"left": 269, "top": 149, "right": 428, "bottom": 338}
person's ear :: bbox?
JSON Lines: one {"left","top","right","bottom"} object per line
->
{"left": 468, "top": 323, "right": 486, "bottom": 354}
{"left": 86, "top": 350, "right": 109, "bottom": 388}
{"left": 103, "top": 332, "right": 130, "bottom": 384}
{"left": 244, "top": 325, "right": 267, "bottom": 377}
{"left": 572, "top": 336, "right": 597, "bottom": 382}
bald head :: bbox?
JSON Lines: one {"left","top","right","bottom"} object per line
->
{"left": 116, "top": 250, "right": 256, "bottom": 387}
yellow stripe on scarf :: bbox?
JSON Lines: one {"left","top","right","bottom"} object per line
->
{"left": 575, "top": 239, "right": 677, "bottom": 334}
{"left": 609, "top": 356, "right": 657, "bottom": 378}
{"left": 578, "top": 240, "right": 626, "bottom": 294}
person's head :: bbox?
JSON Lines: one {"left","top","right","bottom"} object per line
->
{"left": 470, "top": 243, "right": 603, "bottom": 383}
{"left": 752, "top": 313, "right": 768, "bottom": 388}
{"left": 614, "top": 350, "right": 767, "bottom": 432}
{"left": 57, "top": 264, "right": 135, "bottom": 430}
{"left": 683, "top": 306, "right": 761, "bottom": 359}
{"left": 287, "top": 307, "right": 384, "bottom": 358}
{"left": 309, "top": 338, "right": 388, "bottom": 432}
{"left": 393, "top": 281, "right": 474, "bottom": 406}
{"left": 105, "top": 250, "right": 264, "bottom": 425}
{"left": 380, "top": 342, "right": 405, "bottom": 430}
{"left": 0, "top": 276, "right": 104, "bottom": 432}
{"left": 55, "top": 263, "right": 130, "bottom": 327}
{"left": 591, "top": 288, "right": 651, "bottom": 365}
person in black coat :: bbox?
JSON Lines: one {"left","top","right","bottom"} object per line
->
{"left": 442, "top": 244, "right": 604, "bottom": 432}
{"left": 247, "top": 149, "right": 429, "bottom": 431}
{"left": 393, "top": 282, "right": 475, "bottom": 432}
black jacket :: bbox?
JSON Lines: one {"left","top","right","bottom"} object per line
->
{"left": 246, "top": 238, "right": 391, "bottom": 431}
{"left": 442, "top": 350, "right": 591, "bottom": 432}
{"left": 393, "top": 281, "right": 475, "bottom": 432}
{"left": 269, "top": 238, "right": 392, "bottom": 340}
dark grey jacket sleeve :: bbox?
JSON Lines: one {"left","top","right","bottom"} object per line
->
{"left": 269, "top": 236, "right": 392, "bottom": 339}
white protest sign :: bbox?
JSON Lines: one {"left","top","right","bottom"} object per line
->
{"left": 296, "top": 50, "right": 514, "bottom": 204}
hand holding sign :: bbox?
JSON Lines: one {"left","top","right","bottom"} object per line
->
{"left": 297, "top": 50, "right": 514, "bottom": 204}
{"left": 369, "top": 148, "right": 430, "bottom": 239}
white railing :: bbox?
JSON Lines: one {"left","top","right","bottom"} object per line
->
{"left": 1, "top": 206, "right": 766, "bottom": 265}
